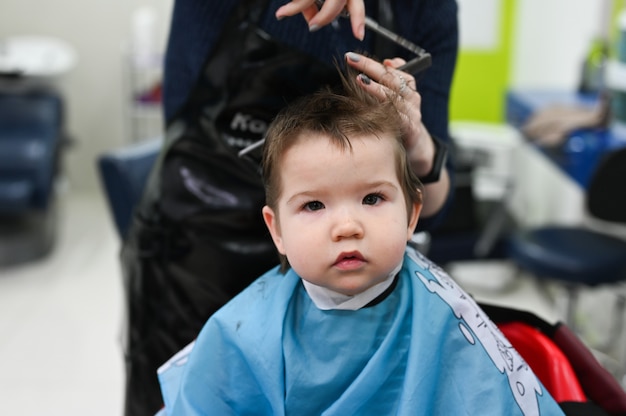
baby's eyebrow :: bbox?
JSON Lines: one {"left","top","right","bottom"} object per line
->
{"left": 365, "top": 180, "right": 398, "bottom": 190}
{"left": 285, "top": 190, "right": 321, "bottom": 205}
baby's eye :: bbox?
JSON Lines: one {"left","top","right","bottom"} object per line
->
{"left": 304, "top": 201, "right": 325, "bottom": 211}
{"left": 363, "top": 193, "right": 384, "bottom": 205}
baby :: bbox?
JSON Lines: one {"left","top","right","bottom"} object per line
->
{"left": 156, "top": 67, "right": 565, "bottom": 416}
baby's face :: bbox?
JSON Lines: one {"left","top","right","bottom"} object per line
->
{"left": 262, "top": 132, "right": 419, "bottom": 296}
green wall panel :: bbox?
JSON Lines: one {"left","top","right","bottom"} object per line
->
{"left": 450, "top": 0, "right": 515, "bottom": 122}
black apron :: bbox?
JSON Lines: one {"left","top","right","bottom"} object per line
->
{"left": 120, "top": 2, "right": 344, "bottom": 414}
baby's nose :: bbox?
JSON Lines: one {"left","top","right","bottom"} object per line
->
{"left": 331, "top": 209, "right": 364, "bottom": 241}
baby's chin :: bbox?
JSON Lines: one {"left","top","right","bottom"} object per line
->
{"left": 330, "top": 274, "right": 390, "bottom": 296}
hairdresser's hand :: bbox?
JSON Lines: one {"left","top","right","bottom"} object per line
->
{"left": 275, "top": 0, "right": 365, "bottom": 40}
{"left": 345, "top": 52, "right": 450, "bottom": 217}
{"left": 345, "top": 52, "right": 432, "bottom": 175}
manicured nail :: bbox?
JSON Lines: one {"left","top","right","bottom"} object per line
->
{"left": 346, "top": 52, "right": 361, "bottom": 63}
{"left": 309, "top": 24, "right": 320, "bottom": 32}
{"left": 357, "top": 24, "right": 365, "bottom": 41}
{"left": 358, "top": 74, "right": 371, "bottom": 85}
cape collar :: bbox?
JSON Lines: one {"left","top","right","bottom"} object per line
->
{"left": 301, "top": 262, "right": 402, "bottom": 310}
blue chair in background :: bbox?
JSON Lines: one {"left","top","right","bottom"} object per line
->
{"left": 0, "top": 89, "right": 64, "bottom": 213}
{"left": 0, "top": 87, "right": 67, "bottom": 266}
{"left": 97, "top": 138, "right": 162, "bottom": 240}
{"left": 507, "top": 146, "right": 626, "bottom": 359}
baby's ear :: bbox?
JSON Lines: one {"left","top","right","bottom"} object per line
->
{"left": 262, "top": 205, "right": 286, "bottom": 254}
{"left": 407, "top": 200, "right": 422, "bottom": 239}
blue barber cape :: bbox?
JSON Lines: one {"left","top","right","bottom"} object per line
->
{"left": 158, "top": 246, "right": 564, "bottom": 415}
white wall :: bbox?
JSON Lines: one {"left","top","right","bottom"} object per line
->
{"left": 510, "top": 0, "right": 610, "bottom": 89}
{"left": 505, "top": 0, "right": 613, "bottom": 232}
{"left": 0, "top": 0, "right": 173, "bottom": 191}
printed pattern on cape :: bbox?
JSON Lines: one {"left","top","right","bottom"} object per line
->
{"left": 407, "top": 247, "right": 544, "bottom": 416}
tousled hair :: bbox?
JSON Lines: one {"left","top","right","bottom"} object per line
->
{"left": 262, "top": 66, "right": 424, "bottom": 271}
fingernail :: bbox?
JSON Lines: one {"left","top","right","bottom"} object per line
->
{"left": 309, "top": 24, "right": 320, "bottom": 32}
{"left": 346, "top": 52, "right": 361, "bottom": 63}
{"left": 275, "top": 6, "right": 285, "bottom": 20}
{"left": 358, "top": 74, "right": 371, "bottom": 85}
{"left": 357, "top": 24, "right": 365, "bottom": 41}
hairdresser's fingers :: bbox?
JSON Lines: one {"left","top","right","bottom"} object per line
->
{"left": 346, "top": 0, "right": 366, "bottom": 40}
{"left": 347, "top": 53, "right": 426, "bottom": 148}
{"left": 346, "top": 53, "right": 418, "bottom": 103}
{"left": 346, "top": 53, "right": 413, "bottom": 91}
{"left": 308, "top": 0, "right": 347, "bottom": 27}
{"left": 276, "top": 0, "right": 358, "bottom": 34}
{"left": 299, "top": 5, "right": 321, "bottom": 24}
{"left": 384, "top": 57, "right": 413, "bottom": 78}
{"left": 275, "top": 0, "right": 319, "bottom": 22}
{"left": 383, "top": 58, "right": 418, "bottom": 91}
{"left": 383, "top": 57, "right": 405, "bottom": 67}
{"left": 355, "top": 72, "right": 425, "bottom": 150}
{"left": 347, "top": 52, "right": 388, "bottom": 83}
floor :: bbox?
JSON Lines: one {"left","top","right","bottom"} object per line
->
{"left": 0, "top": 190, "right": 623, "bottom": 415}
{"left": 0, "top": 191, "right": 124, "bottom": 415}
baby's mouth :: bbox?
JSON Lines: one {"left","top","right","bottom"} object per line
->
{"left": 334, "top": 251, "right": 366, "bottom": 270}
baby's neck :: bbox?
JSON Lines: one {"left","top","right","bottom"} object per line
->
{"left": 302, "top": 262, "right": 402, "bottom": 310}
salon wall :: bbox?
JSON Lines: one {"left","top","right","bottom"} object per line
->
{"left": 451, "top": 0, "right": 609, "bottom": 122}
{"left": 0, "top": 0, "right": 173, "bottom": 192}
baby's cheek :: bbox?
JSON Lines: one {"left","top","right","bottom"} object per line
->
{"left": 286, "top": 235, "right": 317, "bottom": 266}
{"left": 386, "top": 231, "right": 410, "bottom": 258}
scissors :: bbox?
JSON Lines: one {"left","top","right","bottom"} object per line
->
{"left": 314, "top": 0, "right": 432, "bottom": 74}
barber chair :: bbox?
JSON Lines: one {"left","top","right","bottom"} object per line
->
{"left": 507, "top": 146, "right": 626, "bottom": 372}
{"left": 485, "top": 303, "right": 626, "bottom": 415}
{"left": 96, "top": 138, "right": 162, "bottom": 240}
{"left": 0, "top": 88, "right": 66, "bottom": 266}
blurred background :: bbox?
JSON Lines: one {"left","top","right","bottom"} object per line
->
{"left": 1, "top": 0, "right": 625, "bottom": 414}
{"left": 0, "top": 0, "right": 172, "bottom": 191}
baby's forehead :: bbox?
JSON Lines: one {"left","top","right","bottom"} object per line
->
{"left": 289, "top": 130, "right": 398, "bottom": 148}
{"left": 280, "top": 133, "right": 401, "bottom": 172}
{"left": 277, "top": 132, "right": 401, "bottom": 170}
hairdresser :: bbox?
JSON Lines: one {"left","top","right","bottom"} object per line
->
{"left": 121, "top": 1, "right": 458, "bottom": 415}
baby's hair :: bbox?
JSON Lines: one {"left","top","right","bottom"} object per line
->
{"left": 262, "top": 65, "right": 423, "bottom": 271}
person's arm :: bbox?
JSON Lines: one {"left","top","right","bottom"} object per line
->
{"left": 405, "top": 125, "right": 450, "bottom": 218}
{"left": 344, "top": 53, "right": 450, "bottom": 218}
{"left": 392, "top": 0, "right": 459, "bottom": 227}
